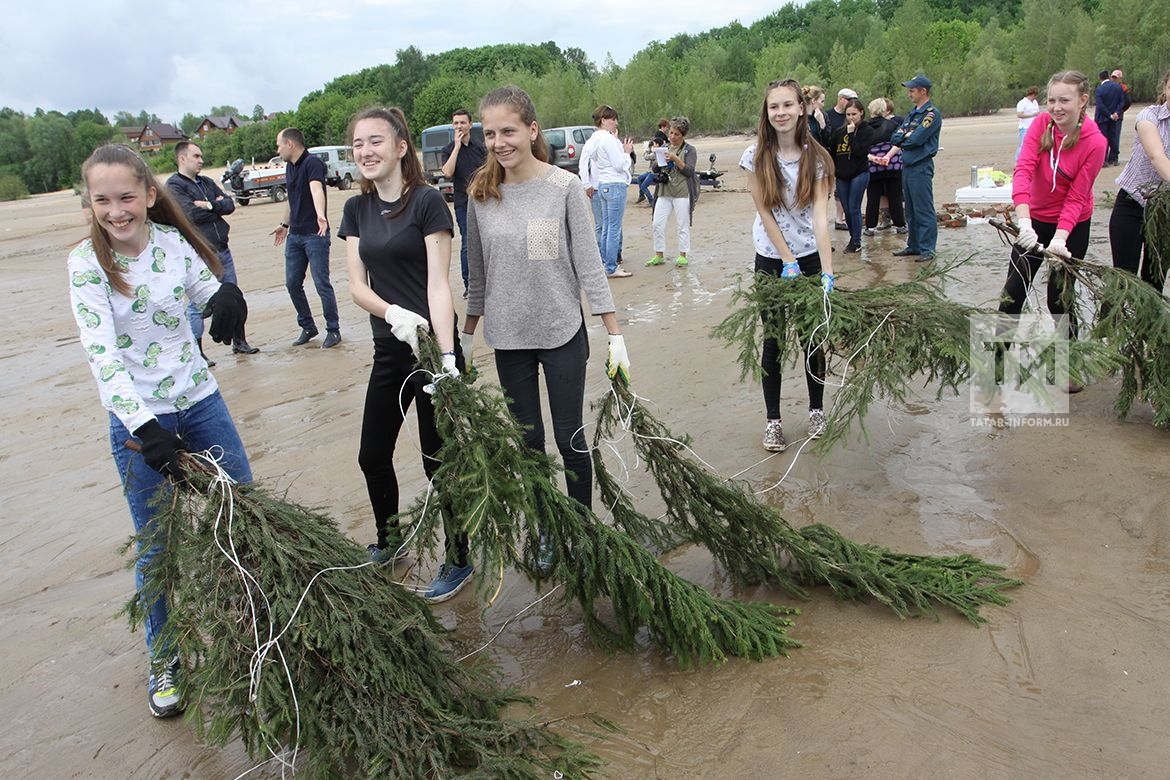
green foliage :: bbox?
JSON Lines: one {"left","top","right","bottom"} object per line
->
{"left": 0, "top": 172, "right": 29, "bottom": 200}
{"left": 128, "top": 455, "right": 606, "bottom": 779}
{"left": 411, "top": 75, "right": 475, "bottom": 133}
{"left": 197, "top": 131, "right": 234, "bottom": 168}
{"left": 405, "top": 336, "right": 800, "bottom": 667}
{"left": 251, "top": 104, "right": 265, "bottom": 121}
{"left": 227, "top": 120, "right": 282, "bottom": 165}
{"left": 178, "top": 112, "right": 202, "bottom": 137}
{"left": 592, "top": 380, "right": 1022, "bottom": 624}
{"left": 146, "top": 145, "right": 178, "bottom": 175}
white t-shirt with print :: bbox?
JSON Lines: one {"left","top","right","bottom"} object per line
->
{"left": 739, "top": 144, "right": 821, "bottom": 260}
{"left": 68, "top": 222, "right": 221, "bottom": 431}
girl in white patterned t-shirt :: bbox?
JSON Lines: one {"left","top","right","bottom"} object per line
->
{"left": 68, "top": 144, "right": 251, "bottom": 719}
{"left": 739, "top": 78, "right": 836, "bottom": 453}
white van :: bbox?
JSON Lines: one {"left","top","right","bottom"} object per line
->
{"left": 308, "top": 145, "right": 360, "bottom": 190}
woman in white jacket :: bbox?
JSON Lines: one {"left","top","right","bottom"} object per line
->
{"left": 580, "top": 104, "right": 634, "bottom": 278}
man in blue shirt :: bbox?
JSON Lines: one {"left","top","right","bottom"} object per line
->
{"left": 877, "top": 74, "right": 943, "bottom": 262}
{"left": 271, "top": 128, "right": 341, "bottom": 348}
{"left": 439, "top": 109, "right": 487, "bottom": 299}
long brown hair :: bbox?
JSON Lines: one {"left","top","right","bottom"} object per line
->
{"left": 1157, "top": 68, "right": 1170, "bottom": 106}
{"left": 468, "top": 85, "right": 550, "bottom": 202}
{"left": 80, "top": 144, "right": 221, "bottom": 297}
{"left": 1039, "top": 70, "right": 1090, "bottom": 152}
{"left": 347, "top": 106, "right": 426, "bottom": 218}
{"left": 753, "top": 78, "right": 834, "bottom": 210}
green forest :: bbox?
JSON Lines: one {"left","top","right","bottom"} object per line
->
{"left": 0, "top": 0, "right": 1165, "bottom": 199}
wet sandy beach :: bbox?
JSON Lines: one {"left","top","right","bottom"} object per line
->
{"left": 2, "top": 109, "right": 1168, "bottom": 779}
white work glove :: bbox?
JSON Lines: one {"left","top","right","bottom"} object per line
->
{"left": 460, "top": 331, "right": 475, "bottom": 374}
{"left": 606, "top": 334, "right": 630, "bottom": 384}
{"left": 384, "top": 304, "right": 428, "bottom": 356}
{"left": 424, "top": 352, "right": 460, "bottom": 396}
{"left": 1046, "top": 236, "right": 1071, "bottom": 259}
{"left": 1013, "top": 217, "right": 1041, "bottom": 253}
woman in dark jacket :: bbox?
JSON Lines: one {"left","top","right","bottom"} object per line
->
{"left": 829, "top": 97, "right": 876, "bottom": 253}
{"left": 862, "top": 98, "right": 906, "bottom": 237}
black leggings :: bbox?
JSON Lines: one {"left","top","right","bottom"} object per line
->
{"left": 997, "top": 218, "right": 1088, "bottom": 339}
{"left": 494, "top": 323, "right": 593, "bottom": 511}
{"left": 1109, "top": 188, "right": 1168, "bottom": 290}
{"left": 756, "top": 253, "right": 826, "bottom": 419}
{"left": 358, "top": 337, "right": 467, "bottom": 565}
{"left": 865, "top": 174, "right": 906, "bottom": 229}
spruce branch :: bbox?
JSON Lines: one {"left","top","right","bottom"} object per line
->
{"left": 990, "top": 217, "right": 1168, "bottom": 425}
{"left": 128, "top": 453, "right": 604, "bottom": 779}
{"left": 593, "top": 380, "right": 1022, "bottom": 624}
{"left": 403, "top": 335, "right": 800, "bottom": 666}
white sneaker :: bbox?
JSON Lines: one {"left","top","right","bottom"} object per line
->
{"left": 762, "top": 419, "right": 787, "bottom": 452}
{"left": 808, "top": 409, "right": 827, "bottom": 439}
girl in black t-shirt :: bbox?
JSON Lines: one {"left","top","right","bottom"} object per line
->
{"left": 337, "top": 107, "right": 472, "bottom": 603}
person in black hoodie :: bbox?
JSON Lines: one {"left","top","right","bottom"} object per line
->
{"left": 862, "top": 98, "right": 907, "bottom": 237}
{"left": 829, "top": 97, "right": 876, "bottom": 253}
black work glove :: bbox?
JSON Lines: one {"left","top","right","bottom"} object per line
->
{"left": 133, "top": 419, "right": 190, "bottom": 478}
{"left": 204, "top": 282, "right": 248, "bottom": 345}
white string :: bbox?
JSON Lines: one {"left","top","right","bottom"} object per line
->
{"left": 185, "top": 450, "right": 401, "bottom": 780}
{"left": 455, "top": 584, "right": 563, "bottom": 662}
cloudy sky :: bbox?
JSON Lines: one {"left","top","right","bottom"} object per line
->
{"left": 2, "top": 0, "right": 771, "bottom": 122}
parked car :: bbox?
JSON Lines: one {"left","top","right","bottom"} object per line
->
{"left": 542, "top": 125, "right": 595, "bottom": 174}
{"left": 308, "top": 145, "right": 359, "bottom": 190}
{"left": 421, "top": 122, "right": 485, "bottom": 200}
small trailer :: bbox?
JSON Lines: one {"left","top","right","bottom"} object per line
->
{"left": 220, "top": 146, "right": 359, "bottom": 206}
{"left": 221, "top": 160, "right": 287, "bottom": 206}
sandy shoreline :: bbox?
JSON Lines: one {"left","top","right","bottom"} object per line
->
{"left": 2, "top": 108, "right": 1167, "bottom": 779}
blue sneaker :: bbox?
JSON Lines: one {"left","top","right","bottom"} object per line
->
{"left": 422, "top": 562, "right": 474, "bottom": 603}
{"left": 368, "top": 543, "right": 408, "bottom": 566}
{"left": 147, "top": 656, "right": 184, "bottom": 718}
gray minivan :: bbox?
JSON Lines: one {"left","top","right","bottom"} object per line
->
{"left": 542, "top": 125, "right": 595, "bottom": 174}
{"left": 421, "top": 122, "right": 485, "bottom": 200}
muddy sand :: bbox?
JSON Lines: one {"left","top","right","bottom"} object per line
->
{"left": 2, "top": 109, "right": 1167, "bottom": 779}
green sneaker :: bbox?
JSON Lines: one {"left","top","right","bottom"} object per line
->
{"left": 645, "top": 255, "right": 665, "bottom": 266}
{"left": 675, "top": 255, "right": 689, "bottom": 267}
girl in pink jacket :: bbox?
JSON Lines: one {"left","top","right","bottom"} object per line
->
{"left": 999, "top": 70, "right": 1107, "bottom": 351}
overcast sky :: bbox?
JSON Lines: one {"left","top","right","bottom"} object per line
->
{"left": 2, "top": 0, "right": 771, "bottom": 122}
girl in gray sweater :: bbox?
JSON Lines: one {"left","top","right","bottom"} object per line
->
{"left": 461, "top": 86, "right": 630, "bottom": 566}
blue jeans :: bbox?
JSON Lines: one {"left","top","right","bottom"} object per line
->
{"left": 835, "top": 172, "right": 869, "bottom": 245}
{"left": 493, "top": 324, "right": 592, "bottom": 511}
{"left": 454, "top": 205, "right": 469, "bottom": 292}
{"left": 637, "top": 172, "right": 656, "bottom": 203}
{"left": 187, "top": 248, "right": 239, "bottom": 340}
{"left": 109, "top": 391, "right": 252, "bottom": 654}
{"left": 902, "top": 160, "right": 937, "bottom": 254}
{"left": 285, "top": 233, "right": 339, "bottom": 333}
{"left": 597, "top": 182, "right": 627, "bottom": 275}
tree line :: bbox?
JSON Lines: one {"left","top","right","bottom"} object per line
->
{"left": 1, "top": 0, "right": 1165, "bottom": 200}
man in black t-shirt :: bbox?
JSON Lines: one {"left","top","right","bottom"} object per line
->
{"left": 440, "top": 109, "right": 487, "bottom": 298}
{"left": 271, "top": 127, "right": 342, "bottom": 347}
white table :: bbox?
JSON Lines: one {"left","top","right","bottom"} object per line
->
{"left": 954, "top": 185, "right": 1013, "bottom": 204}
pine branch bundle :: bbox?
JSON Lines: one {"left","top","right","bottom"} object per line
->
{"left": 592, "top": 380, "right": 1022, "bottom": 624}
{"left": 403, "top": 338, "right": 799, "bottom": 666}
{"left": 990, "top": 217, "right": 1170, "bottom": 425}
{"left": 711, "top": 265, "right": 980, "bottom": 448}
{"left": 128, "top": 457, "right": 603, "bottom": 779}
{"left": 1141, "top": 184, "right": 1170, "bottom": 282}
